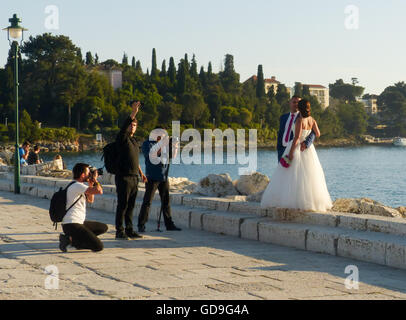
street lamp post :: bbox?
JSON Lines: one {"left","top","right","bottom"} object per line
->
{"left": 3, "top": 14, "right": 28, "bottom": 194}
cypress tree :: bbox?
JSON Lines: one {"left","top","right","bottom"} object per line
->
{"left": 199, "top": 66, "right": 207, "bottom": 88}
{"left": 294, "top": 82, "right": 303, "bottom": 97}
{"left": 131, "top": 56, "right": 136, "bottom": 69}
{"left": 256, "top": 65, "right": 265, "bottom": 98}
{"left": 160, "top": 59, "right": 167, "bottom": 77}
{"left": 207, "top": 62, "right": 213, "bottom": 78}
{"left": 168, "top": 57, "right": 176, "bottom": 84}
{"left": 135, "top": 60, "right": 142, "bottom": 73}
{"left": 177, "top": 61, "right": 187, "bottom": 95}
{"left": 190, "top": 54, "right": 198, "bottom": 79}
{"left": 151, "top": 48, "right": 158, "bottom": 78}
{"left": 184, "top": 53, "right": 190, "bottom": 72}
{"left": 122, "top": 52, "right": 128, "bottom": 65}
{"left": 94, "top": 53, "right": 99, "bottom": 64}
{"left": 85, "top": 51, "right": 94, "bottom": 65}
{"left": 303, "top": 85, "right": 310, "bottom": 96}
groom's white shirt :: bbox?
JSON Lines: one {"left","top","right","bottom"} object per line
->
{"left": 282, "top": 111, "right": 299, "bottom": 147}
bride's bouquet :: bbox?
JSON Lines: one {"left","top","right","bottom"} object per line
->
{"left": 280, "top": 155, "right": 291, "bottom": 168}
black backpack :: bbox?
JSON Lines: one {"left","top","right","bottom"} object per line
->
{"left": 102, "top": 142, "right": 119, "bottom": 174}
{"left": 49, "top": 181, "right": 83, "bottom": 229}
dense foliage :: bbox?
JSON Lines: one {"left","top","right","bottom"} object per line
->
{"left": 0, "top": 33, "right": 401, "bottom": 145}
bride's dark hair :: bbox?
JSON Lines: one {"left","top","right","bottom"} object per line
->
{"left": 298, "top": 99, "right": 311, "bottom": 118}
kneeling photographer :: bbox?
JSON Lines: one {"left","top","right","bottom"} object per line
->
{"left": 138, "top": 126, "right": 181, "bottom": 232}
{"left": 59, "top": 163, "right": 107, "bottom": 252}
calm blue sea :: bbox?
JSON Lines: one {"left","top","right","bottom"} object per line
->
{"left": 41, "top": 146, "right": 406, "bottom": 207}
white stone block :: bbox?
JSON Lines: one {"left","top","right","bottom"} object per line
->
{"left": 337, "top": 233, "right": 386, "bottom": 265}
{"left": 338, "top": 214, "right": 367, "bottom": 231}
{"left": 306, "top": 227, "right": 340, "bottom": 256}
{"left": 0, "top": 179, "right": 11, "bottom": 192}
{"left": 170, "top": 194, "right": 183, "bottom": 205}
{"left": 190, "top": 209, "right": 209, "bottom": 230}
{"left": 240, "top": 218, "right": 264, "bottom": 241}
{"left": 284, "top": 211, "right": 338, "bottom": 227}
{"left": 385, "top": 242, "right": 406, "bottom": 270}
{"left": 170, "top": 206, "right": 191, "bottom": 228}
{"left": 258, "top": 221, "right": 307, "bottom": 250}
{"left": 367, "top": 218, "right": 406, "bottom": 237}
{"left": 228, "top": 202, "right": 259, "bottom": 215}
{"left": 37, "top": 187, "right": 55, "bottom": 200}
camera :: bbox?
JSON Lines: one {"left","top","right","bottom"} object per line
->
{"left": 89, "top": 167, "right": 103, "bottom": 177}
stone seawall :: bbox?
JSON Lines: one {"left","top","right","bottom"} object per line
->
{"left": 0, "top": 173, "right": 405, "bottom": 271}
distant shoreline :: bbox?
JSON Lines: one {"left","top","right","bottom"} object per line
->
{"left": 0, "top": 136, "right": 397, "bottom": 154}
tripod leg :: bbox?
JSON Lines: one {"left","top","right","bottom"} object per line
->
{"left": 157, "top": 207, "right": 163, "bottom": 231}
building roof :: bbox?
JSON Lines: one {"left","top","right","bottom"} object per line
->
{"left": 303, "top": 84, "right": 326, "bottom": 89}
{"left": 245, "top": 75, "right": 280, "bottom": 84}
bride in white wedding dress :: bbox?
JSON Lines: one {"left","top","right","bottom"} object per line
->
{"left": 261, "top": 99, "right": 333, "bottom": 212}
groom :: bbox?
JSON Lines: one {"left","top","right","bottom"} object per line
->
{"left": 277, "top": 95, "right": 316, "bottom": 162}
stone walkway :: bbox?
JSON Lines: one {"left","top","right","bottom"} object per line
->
{"left": 1, "top": 191, "right": 406, "bottom": 300}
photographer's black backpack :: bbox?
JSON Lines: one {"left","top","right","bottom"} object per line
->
{"left": 102, "top": 142, "right": 119, "bottom": 174}
{"left": 49, "top": 182, "right": 82, "bottom": 229}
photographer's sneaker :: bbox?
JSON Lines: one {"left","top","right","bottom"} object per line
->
{"left": 59, "top": 233, "right": 70, "bottom": 253}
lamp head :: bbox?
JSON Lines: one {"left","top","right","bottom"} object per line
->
{"left": 3, "top": 14, "right": 28, "bottom": 41}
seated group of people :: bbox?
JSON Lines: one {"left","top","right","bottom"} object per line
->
{"left": 19, "top": 141, "right": 43, "bottom": 165}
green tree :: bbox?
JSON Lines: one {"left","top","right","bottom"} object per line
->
{"left": 151, "top": 48, "right": 158, "bottom": 78}
{"left": 256, "top": 65, "right": 265, "bottom": 98}
{"left": 168, "top": 57, "right": 176, "bottom": 84}
{"left": 160, "top": 60, "right": 167, "bottom": 77}
{"left": 181, "top": 92, "right": 209, "bottom": 127}
{"left": 85, "top": 51, "right": 94, "bottom": 65}
{"left": 177, "top": 60, "right": 187, "bottom": 95}
{"left": 190, "top": 54, "right": 198, "bottom": 79}
{"left": 294, "top": 82, "right": 303, "bottom": 97}
{"left": 219, "top": 54, "right": 240, "bottom": 93}
{"left": 329, "top": 79, "right": 365, "bottom": 102}
{"left": 122, "top": 52, "right": 128, "bottom": 66}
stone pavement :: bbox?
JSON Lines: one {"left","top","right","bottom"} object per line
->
{"left": 1, "top": 191, "right": 406, "bottom": 300}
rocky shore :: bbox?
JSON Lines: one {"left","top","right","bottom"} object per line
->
{"left": 1, "top": 149, "right": 403, "bottom": 219}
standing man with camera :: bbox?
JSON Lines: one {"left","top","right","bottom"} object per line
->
{"left": 137, "top": 126, "right": 181, "bottom": 232}
{"left": 59, "top": 163, "right": 107, "bottom": 252}
{"left": 114, "top": 101, "right": 147, "bottom": 240}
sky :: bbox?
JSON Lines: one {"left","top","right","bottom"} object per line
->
{"left": 1, "top": 0, "right": 405, "bottom": 95}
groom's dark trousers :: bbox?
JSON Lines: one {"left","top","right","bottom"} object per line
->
{"left": 277, "top": 113, "right": 316, "bottom": 163}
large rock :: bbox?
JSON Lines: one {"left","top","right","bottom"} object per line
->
{"left": 332, "top": 198, "right": 403, "bottom": 218}
{"left": 397, "top": 207, "right": 406, "bottom": 218}
{"left": 197, "top": 173, "right": 237, "bottom": 197}
{"left": 235, "top": 172, "right": 270, "bottom": 195}
{"left": 0, "top": 150, "right": 13, "bottom": 165}
{"left": 246, "top": 190, "right": 264, "bottom": 202}
{"left": 168, "top": 177, "right": 197, "bottom": 194}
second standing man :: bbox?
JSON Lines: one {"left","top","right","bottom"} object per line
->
{"left": 114, "top": 101, "right": 148, "bottom": 240}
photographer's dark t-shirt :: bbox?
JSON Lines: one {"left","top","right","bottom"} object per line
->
{"left": 116, "top": 116, "right": 140, "bottom": 177}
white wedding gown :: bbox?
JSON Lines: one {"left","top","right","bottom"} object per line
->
{"left": 261, "top": 130, "right": 333, "bottom": 212}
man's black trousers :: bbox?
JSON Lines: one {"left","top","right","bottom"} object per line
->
{"left": 62, "top": 221, "right": 108, "bottom": 252}
{"left": 138, "top": 179, "right": 174, "bottom": 229}
{"left": 115, "top": 174, "right": 139, "bottom": 233}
